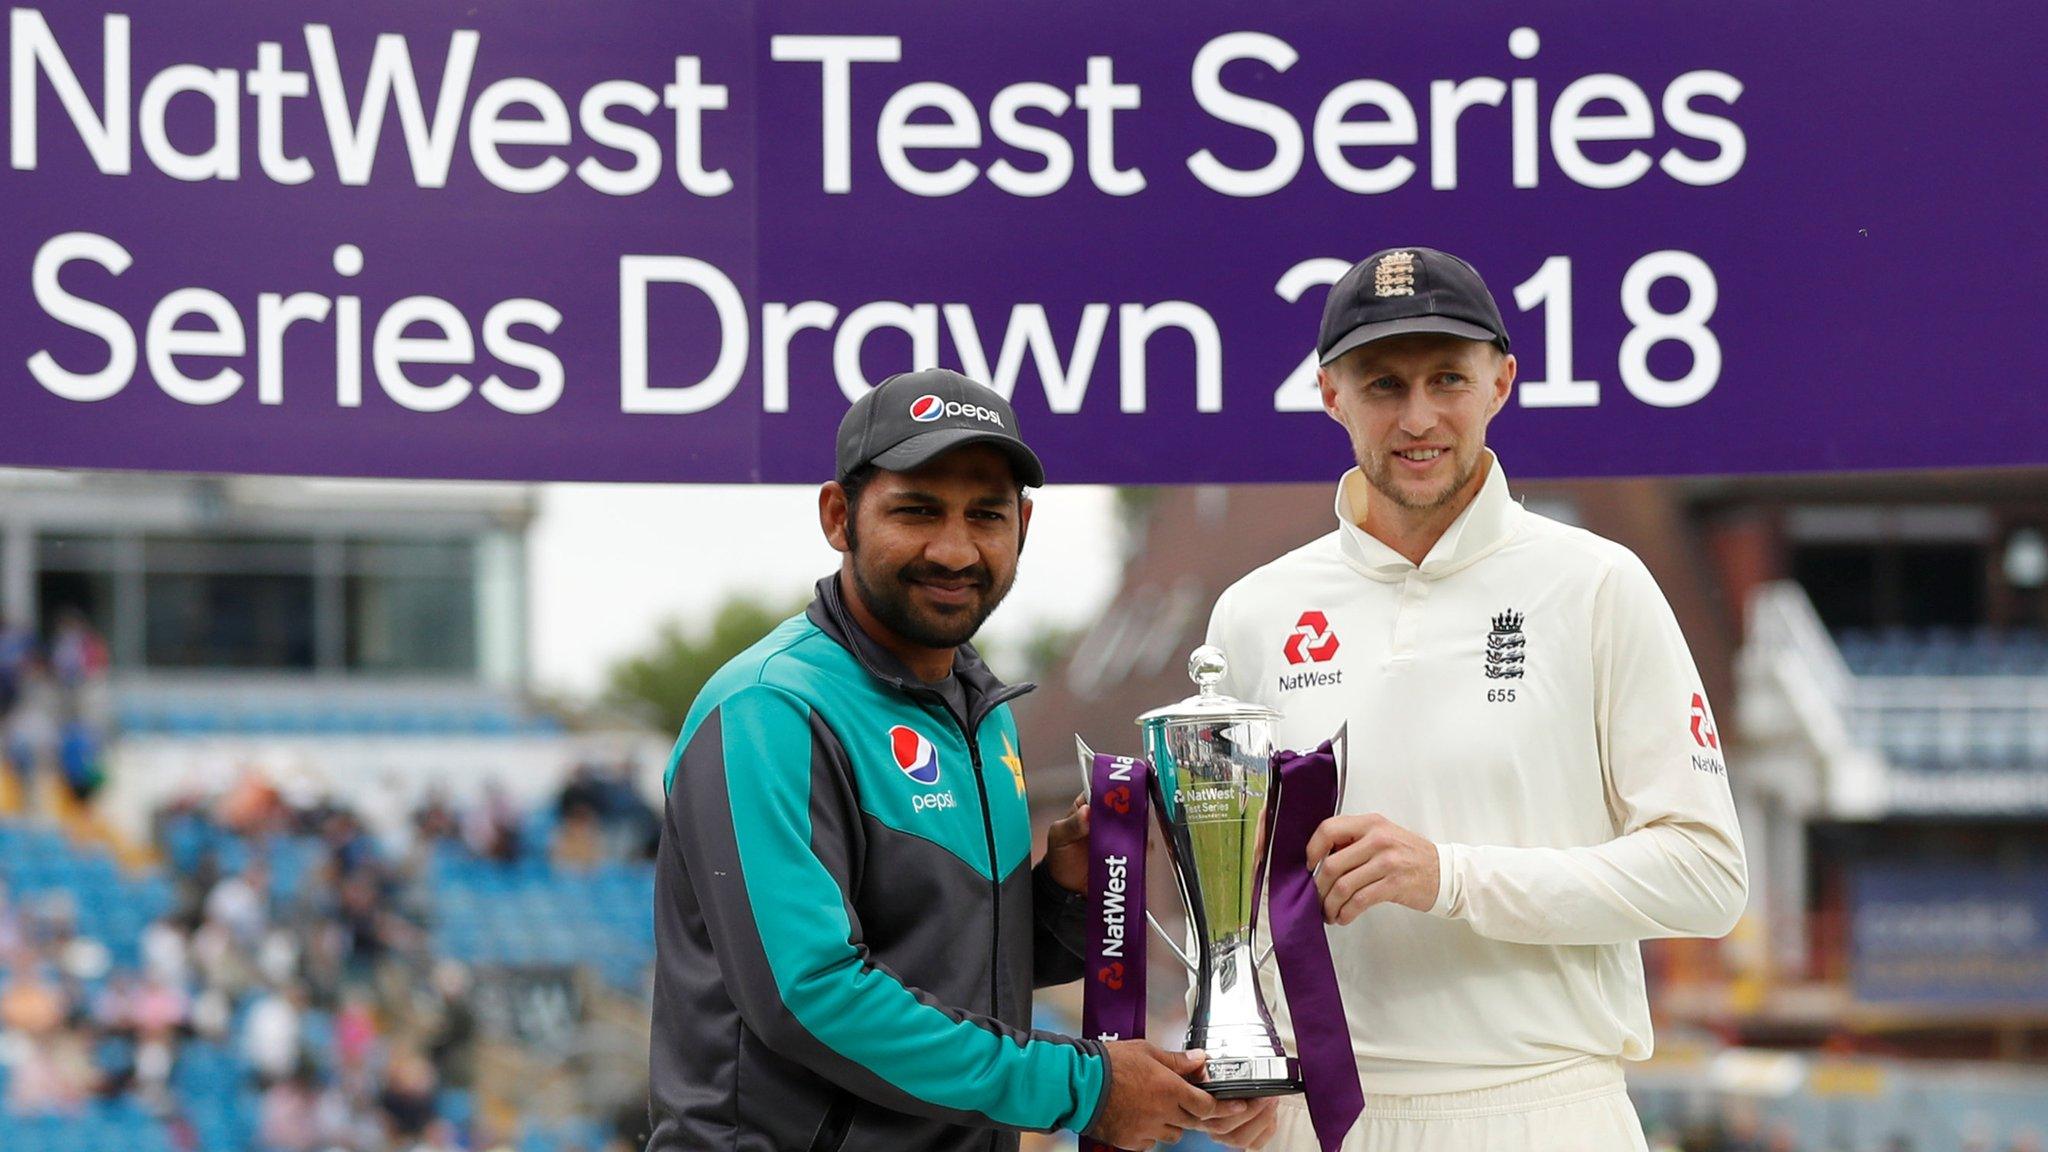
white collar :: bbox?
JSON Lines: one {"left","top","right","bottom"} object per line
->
{"left": 1334, "top": 450, "right": 1521, "bottom": 581}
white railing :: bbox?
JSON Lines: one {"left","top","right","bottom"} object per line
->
{"left": 1736, "top": 583, "right": 1886, "bottom": 817}
{"left": 1746, "top": 581, "right": 1857, "bottom": 711}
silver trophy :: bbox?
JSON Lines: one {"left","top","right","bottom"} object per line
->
{"left": 1077, "top": 645, "right": 1346, "bottom": 1098}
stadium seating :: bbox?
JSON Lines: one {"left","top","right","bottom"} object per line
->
{"left": 0, "top": 822, "right": 173, "bottom": 969}
{"left": 428, "top": 845, "right": 656, "bottom": 993}
{"left": 1835, "top": 626, "right": 2048, "bottom": 678}
{"left": 110, "top": 680, "right": 563, "bottom": 739}
{"left": 0, "top": 1098, "right": 176, "bottom": 1152}
{"left": 519, "top": 1114, "right": 613, "bottom": 1152}
{"left": 170, "top": 1041, "right": 259, "bottom": 1151}
{"left": 1832, "top": 627, "right": 2048, "bottom": 772}
{"left": 1, "top": 812, "right": 635, "bottom": 1149}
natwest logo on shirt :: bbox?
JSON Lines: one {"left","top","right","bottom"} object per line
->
{"left": 1283, "top": 611, "right": 1340, "bottom": 665}
{"left": 1689, "top": 692, "right": 1728, "bottom": 778}
{"left": 1689, "top": 693, "right": 1720, "bottom": 750}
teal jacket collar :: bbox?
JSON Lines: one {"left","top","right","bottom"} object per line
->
{"left": 805, "top": 574, "right": 1033, "bottom": 733}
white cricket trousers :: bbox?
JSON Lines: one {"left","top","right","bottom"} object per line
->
{"left": 1258, "top": 1059, "right": 1649, "bottom": 1152}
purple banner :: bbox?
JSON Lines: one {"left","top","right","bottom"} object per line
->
{"left": 4, "top": 3, "right": 2044, "bottom": 483}
{"left": 1082, "top": 752, "right": 1147, "bottom": 1152}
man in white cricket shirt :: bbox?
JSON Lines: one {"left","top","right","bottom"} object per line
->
{"left": 1207, "top": 247, "right": 1748, "bottom": 1152}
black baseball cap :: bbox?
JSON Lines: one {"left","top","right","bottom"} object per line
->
{"left": 1317, "top": 247, "right": 1511, "bottom": 366}
{"left": 835, "top": 368, "right": 1046, "bottom": 487}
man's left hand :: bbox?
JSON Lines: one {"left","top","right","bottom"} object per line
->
{"left": 1307, "top": 813, "right": 1440, "bottom": 924}
{"left": 1194, "top": 1095, "right": 1280, "bottom": 1149}
{"left": 1045, "top": 793, "right": 1089, "bottom": 893}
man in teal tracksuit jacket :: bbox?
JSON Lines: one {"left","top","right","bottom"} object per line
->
{"left": 647, "top": 370, "right": 1225, "bottom": 1152}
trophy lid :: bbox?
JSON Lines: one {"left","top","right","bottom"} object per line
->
{"left": 1135, "top": 645, "right": 1281, "bottom": 728}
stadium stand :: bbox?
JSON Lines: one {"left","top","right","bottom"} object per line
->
{"left": 0, "top": 761, "right": 656, "bottom": 1152}
{"left": 1836, "top": 626, "right": 2048, "bottom": 679}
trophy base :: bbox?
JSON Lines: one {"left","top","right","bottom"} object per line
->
{"left": 1195, "top": 1055, "right": 1302, "bottom": 1099}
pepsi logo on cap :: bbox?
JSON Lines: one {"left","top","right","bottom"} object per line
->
{"left": 889, "top": 725, "right": 941, "bottom": 784}
{"left": 908, "top": 394, "right": 945, "bottom": 423}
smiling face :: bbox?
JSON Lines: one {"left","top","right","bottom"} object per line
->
{"left": 1320, "top": 332, "right": 1515, "bottom": 520}
{"left": 820, "top": 445, "right": 1031, "bottom": 674}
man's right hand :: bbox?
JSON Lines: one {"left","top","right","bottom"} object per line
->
{"left": 1086, "top": 1041, "right": 1243, "bottom": 1149}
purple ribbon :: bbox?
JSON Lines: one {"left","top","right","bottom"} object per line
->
{"left": 1268, "top": 742, "right": 1365, "bottom": 1152}
{"left": 1081, "top": 753, "right": 1148, "bottom": 1152}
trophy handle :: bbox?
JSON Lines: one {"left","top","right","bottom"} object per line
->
{"left": 1146, "top": 766, "right": 1201, "bottom": 973}
{"left": 1146, "top": 912, "right": 1198, "bottom": 972}
{"left": 1255, "top": 762, "right": 1283, "bottom": 972}
{"left": 1255, "top": 723, "right": 1348, "bottom": 972}
{"left": 1074, "top": 736, "right": 1095, "bottom": 799}
{"left": 1332, "top": 722, "right": 1349, "bottom": 814}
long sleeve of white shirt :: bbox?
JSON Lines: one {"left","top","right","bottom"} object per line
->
{"left": 1429, "top": 551, "right": 1749, "bottom": 946}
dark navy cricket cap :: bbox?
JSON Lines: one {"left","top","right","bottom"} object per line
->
{"left": 834, "top": 369, "right": 1046, "bottom": 488}
{"left": 1317, "top": 247, "right": 1511, "bottom": 366}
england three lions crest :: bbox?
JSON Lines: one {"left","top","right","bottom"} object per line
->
{"left": 1485, "top": 610, "right": 1526, "bottom": 680}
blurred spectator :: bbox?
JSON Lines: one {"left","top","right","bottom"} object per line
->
{"left": 192, "top": 912, "right": 259, "bottom": 1001}
{"left": 413, "top": 786, "right": 462, "bottom": 847}
{"left": 297, "top": 904, "right": 350, "bottom": 1006}
{"left": 140, "top": 914, "right": 190, "bottom": 989}
{"left": 42, "top": 891, "right": 112, "bottom": 983}
{"left": 87, "top": 970, "right": 138, "bottom": 1033}
{"left": 56, "top": 719, "right": 105, "bottom": 801}
{"left": 472, "top": 1115, "right": 519, "bottom": 1152}
{"left": 319, "top": 806, "right": 378, "bottom": 877}
{"left": 244, "top": 980, "right": 306, "bottom": 1085}
{"left": 47, "top": 608, "right": 107, "bottom": 691}
{"left": 217, "top": 769, "right": 288, "bottom": 837}
{"left": 464, "top": 779, "right": 522, "bottom": 862}
{"left": 1, "top": 956, "right": 66, "bottom": 1035}
{"left": 377, "top": 1045, "right": 440, "bottom": 1143}
{"left": 558, "top": 760, "right": 659, "bottom": 861}
{"left": 1765, "top": 1120, "right": 1804, "bottom": 1151}
{"left": 0, "top": 881, "right": 27, "bottom": 960}
{"left": 410, "top": 1117, "right": 466, "bottom": 1152}
{"left": 554, "top": 760, "right": 658, "bottom": 866}
{"left": 5, "top": 1025, "right": 96, "bottom": 1113}
{"left": 424, "top": 960, "right": 477, "bottom": 1091}
{"left": 334, "top": 987, "right": 379, "bottom": 1078}
{"left": 597, "top": 759, "right": 660, "bottom": 859}
{"left": 130, "top": 972, "right": 188, "bottom": 1036}
{"left": 190, "top": 985, "right": 232, "bottom": 1042}
{"left": 0, "top": 616, "right": 32, "bottom": 718}
{"left": 131, "top": 1027, "right": 175, "bottom": 1106}
{"left": 258, "top": 1059, "right": 349, "bottom": 1152}
{"left": 338, "top": 870, "right": 405, "bottom": 976}
{"left": 258, "top": 924, "right": 301, "bottom": 987}
{"left": 553, "top": 802, "right": 605, "bottom": 871}
{"left": 205, "top": 859, "right": 270, "bottom": 949}
{"left": 3, "top": 660, "right": 57, "bottom": 796}
{"left": 556, "top": 763, "right": 608, "bottom": 821}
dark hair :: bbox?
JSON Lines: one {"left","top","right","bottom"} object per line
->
{"left": 838, "top": 464, "right": 879, "bottom": 551}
